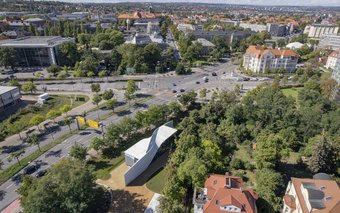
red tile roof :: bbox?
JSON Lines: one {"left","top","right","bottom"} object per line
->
{"left": 245, "top": 45, "right": 298, "bottom": 58}
{"left": 203, "top": 174, "right": 258, "bottom": 213}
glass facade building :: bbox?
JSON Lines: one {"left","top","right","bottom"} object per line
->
{"left": 0, "top": 36, "right": 75, "bottom": 67}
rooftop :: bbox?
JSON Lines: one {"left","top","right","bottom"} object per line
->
{"left": 245, "top": 45, "right": 298, "bottom": 57}
{"left": 0, "top": 86, "right": 18, "bottom": 95}
{"left": 0, "top": 36, "right": 75, "bottom": 48}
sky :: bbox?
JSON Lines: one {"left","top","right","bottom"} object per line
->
{"left": 55, "top": 0, "right": 340, "bottom": 7}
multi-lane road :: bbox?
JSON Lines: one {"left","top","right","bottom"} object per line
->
{"left": 0, "top": 62, "right": 265, "bottom": 210}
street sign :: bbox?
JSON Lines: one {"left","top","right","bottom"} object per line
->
{"left": 77, "top": 116, "right": 86, "bottom": 125}
{"left": 87, "top": 120, "right": 99, "bottom": 129}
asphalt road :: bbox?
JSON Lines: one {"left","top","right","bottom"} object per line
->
{"left": 0, "top": 62, "right": 265, "bottom": 210}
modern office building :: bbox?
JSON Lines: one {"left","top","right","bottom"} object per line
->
{"left": 0, "top": 86, "right": 21, "bottom": 111}
{"left": 304, "top": 24, "right": 339, "bottom": 38}
{"left": 267, "top": 23, "right": 291, "bottom": 37}
{"left": 318, "top": 34, "right": 340, "bottom": 51}
{"left": 0, "top": 36, "right": 75, "bottom": 67}
{"left": 191, "top": 30, "right": 254, "bottom": 45}
{"left": 239, "top": 23, "right": 267, "bottom": 32}
{"left": 282, "top": 173, "right": 340, "bottom": 213}
{"left": 243, "top": 45, "right": 298, "bottom": 73}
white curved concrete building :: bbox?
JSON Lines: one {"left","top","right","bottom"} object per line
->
{"left": 124, "top": 121, "right": 177, "bottom": 186}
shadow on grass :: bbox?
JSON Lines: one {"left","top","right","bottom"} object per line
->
{"left": 110, "top": 189, "right": 147, "bottom": 213}
{"left": 277, "top": 162, "right": 313, "bottom": 184}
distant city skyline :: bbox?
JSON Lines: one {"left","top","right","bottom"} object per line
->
{"left": 44, "top": 0, "right": 340, "bottom": 7}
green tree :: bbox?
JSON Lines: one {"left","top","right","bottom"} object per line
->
{"left": 309, "top": 135, "right": 338, "bottom": 174}
{"left": 46, "top": 109, "right": 60, "bottom": 122}
{"left": 10, "top": 149, "right": 25, "bottom": 165}
{"left": 21, "top": 82, "right": 36, "bottom": 94}
{"left": 18, "top": 158, "right": 105, "bottom": 213}
{"left": 255, "top": 133, "right": 282, "bottom": 169}
{"left": 320, "top": 74, "right": 337, "bottom": 98}
{"left": 90, "top": 83, "right": 101, "bottom": 93}
{"left": 46, "top": 65, "right": 61, "bottom": 76}
{"left": 179, "top": 90, "right": 197, "bottom": 107}
{"left": 92, "top": 94, "right": 102, "bottom": 109}
{"left": 175, "top": 62, "right": 187, "bottom": 75}
{"left": 60, "top": 104, "right": 71, "bottom": 115}
{"left": 124, "top": 80, "right": 136, "bottom": 106}
{"left": 27, "top": 134, "right": 41, "bottom": 151}
{"left": 9, "top": 79, "right": 20, "bottom": 87}
{"left": 57, "top": 42, "right": 80, "bottom": 66}
{"left": 70, "top": 143, "right": 87, "bottom": 161}
{"left": 63, "top": 117, "right": 73, "bottom": 133}
{"left": 106, "top": 99, "right": 117, "bottom": 112}
{"left": 98, "top": 70, "right": 107, "bottom": 78}
{"left": 256, "top": 168, "right": 283, "bottom": 212}
{"left": 29, "top": 115, "right": 44, "bottom": 131}
{"left": 102, "top": 89, "right": 114, "bottom": 100}
{"left": 0, "top": 47, "right": 16, "bottom": 68}
{"left": 0, "top": 159, "right": 3, "bottom": 170}
{"left": 199, "top": 88, "right": 207, "bottom": 98}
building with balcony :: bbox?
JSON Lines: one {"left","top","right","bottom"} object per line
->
{"left": 243, "top": 45, "right": 298, "bottom": 73}
{"left": 304, "top": 24, "right": 339, "bottom": 38}
{"left": 325, "top": 51, "right": 340, "bottom": 70}
{"left": 282, "top": 173, "right": 340, "bottom": 213}
{"left": 0, "top": 36, "right": 75, "bottom": 67}
{"left": 319, "top": 34, "right": 340, "bottom": 51}
{"left": 193, "top": 174, "right": 258, "bottom": 213}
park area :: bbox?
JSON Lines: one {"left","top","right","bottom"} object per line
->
{"left": 0, "top": 94, "right": 88, "bottom": 141}
{"left": 281, "top": 87, "right": 303, "bottom": 99}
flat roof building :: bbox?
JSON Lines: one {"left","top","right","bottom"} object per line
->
{"left": 319, "top": 34, "right": 340, "bottom": 51}
{"left": 0, "top": 86, "right": 21, "bottom": 110}
{"left": 0, "top": 36, "right": 75, "bottom": 67}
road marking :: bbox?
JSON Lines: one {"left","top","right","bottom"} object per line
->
{"left": 6, "top": 183, "right": 14, "bottom": 189}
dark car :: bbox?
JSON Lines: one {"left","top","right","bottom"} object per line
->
{"left": 243, "top": 77, "right": 250, "bottom": 81}
{"left": 212, "top": 72, "right": 217, "bottom": 76}
{"left": 172, "top": 83, "right": 177, "bottom": 86}
{"left": 180, "top": 89, "right": 185, "bottom": 92}
{"left": 172, "top": 90, "right": 177, "bottom": 93}
{"left": 35, "top": 170, "right": 47, "bottom": 178}
{"left": 24, "top": 164, "right": 39, "bottom": 175}
{"left": 196, "top": 81, "right": 200, "bottom": 84}
{"left": 11, "top": 174, "right": 23, "bottom": 183}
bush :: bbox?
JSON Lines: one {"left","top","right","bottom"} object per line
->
{"left": 230, "top": 158, "right": 244, "bottom": 170}
{"left": 244, "top": 161, "right": 255, "bottom": 171}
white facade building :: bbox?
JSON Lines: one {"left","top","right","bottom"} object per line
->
{"left": 319, "top": 34, "right": 340, "bottom": 51}
{"left": 282, "top": 174, "right": 340, "bottom": 213}
{"left": 243, "top": 45, "right": 298, "bottom": 73}
{"left": 325, "top": 51, "right": 340, "bottom": 69}
{"left": 304, "top": 24, "right": 339, "bottom": 38}
{"left": 0, "top": 86, "right": 21, "bottom": 110}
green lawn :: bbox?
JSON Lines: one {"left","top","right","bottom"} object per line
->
{"left": 87, "top": 155, "right": 125, "bottom": 180}
{"left": 281, "top": 87, "right": 302, "bottom": 99}
{"left": 0, "top": 94, "right": 88, "bottom": 139}
{"left": 146, "top": 168, "right": 166, "bottom": 194}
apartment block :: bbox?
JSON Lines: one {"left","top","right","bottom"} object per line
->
{"left": 243, "top": 45, "right": 298, "bottom": 73}
{"left": 304, "top": 24, "right": 339, "bottom": 38}
{"left": 319, "top": 34, "right": 340, "bottom": 51}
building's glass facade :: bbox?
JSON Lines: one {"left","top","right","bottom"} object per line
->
{"left": 15, "top": 47, "right": 52, "bottom": 67}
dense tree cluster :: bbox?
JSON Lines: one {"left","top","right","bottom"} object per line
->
{"left": 159, "top": 82, "right": 339, "bottom": 212}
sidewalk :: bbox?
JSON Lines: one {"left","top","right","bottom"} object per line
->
{"left": 0, "top": 91, "right": 95, "bottom": 148}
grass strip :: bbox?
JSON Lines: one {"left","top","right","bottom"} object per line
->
{"left": 0, "top": 125, "right": 88, "bottom": 185}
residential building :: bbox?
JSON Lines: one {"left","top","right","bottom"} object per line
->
{"left": 193, "top": 174, "right": 258, "bottom": 213}
{"left": 318, "top": 34, "right": 340, "bottom": 51}
{"left": 267, "top": 23, "right": 291, "bottom": 37}
{"left": 243, "top": 45, "right": 298, "bottom": 73}
{"left": 304, "top": 24, "right": 339, "bottom": 38}
{"left": 133, "top": 21, "right": 160, "bottom": 34}
{"left": 0, "top": 86, "right": 21, "bottom": 111}
{"left": 193, "top": 38, "right": 215, "bottom": 56}
{"left": 191, "top": 30, "right": 254, "bottom": 45}
{"left": 282, "top": 173, "right": 340, "bottom": 213}
{"left": 118, "top": 11, "right": 161, "bottom": 23}
{"left": 0, "top": 36, "right": 75, "bottom": 67}
{"left": 177, "top": 23, "right": 196, "bottom": 33}
{"left": 125, "top": 33, "right": 165, "bottom": 48}
{"left": 239, "top": 23, "right": 267, "bottom": 32}
{"left": 325, "top": 51, "right": 340, "bottom": 70}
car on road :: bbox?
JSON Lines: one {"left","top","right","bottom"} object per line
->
{"left": 11, "top": 174, "right": 23, "bottom": 183}
{"left": 203, "top": 76, "right": 209, "bottom": 82}
{"left": 243, "top": 77, "right": 250, "bottom": 81}
{"left": 212, "top": 72, "right": 217, "bottom": 76}
{"left": 180, "top": 88, "right": 185, "bottom": 92}
{"left": 250, "top": 77, "right": 258, "bottom": 81}
{"left": 172, "top": 83, "right": 176, "bottom": 86}
{"left": 196, "top": 81, "right": 200, "bottom": 84}
{"left": 172, "top": 90, "right": 177, "bottom": 93}
{"left": 24, "top": 164, "right": 39, "bottom": 175}
{"left": 35, "top": 169, "right": 47, "bottom": 178}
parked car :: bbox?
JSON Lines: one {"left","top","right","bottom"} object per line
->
{"left": 212, "top": 72, "right": 217, "bottom": 76}
{"left": 172, "top": 90, "right": 177, "bottom": 93}
{"left": 203, "top": 76, "right": 209, "bottom": 82}
{"left": 172, "top": 83, "right": 177, "bottom": 86}
{"left": 196, "top": 81, "right": 200, "bottom": 84}
{"left": 35, "top": 169, "right": 47, "bottom": 178}
{"left": 250, "top": 77, "right": 258, "bottom": 81}
{"left": 180, "top": 88, "right": 185, "bottom": 92}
